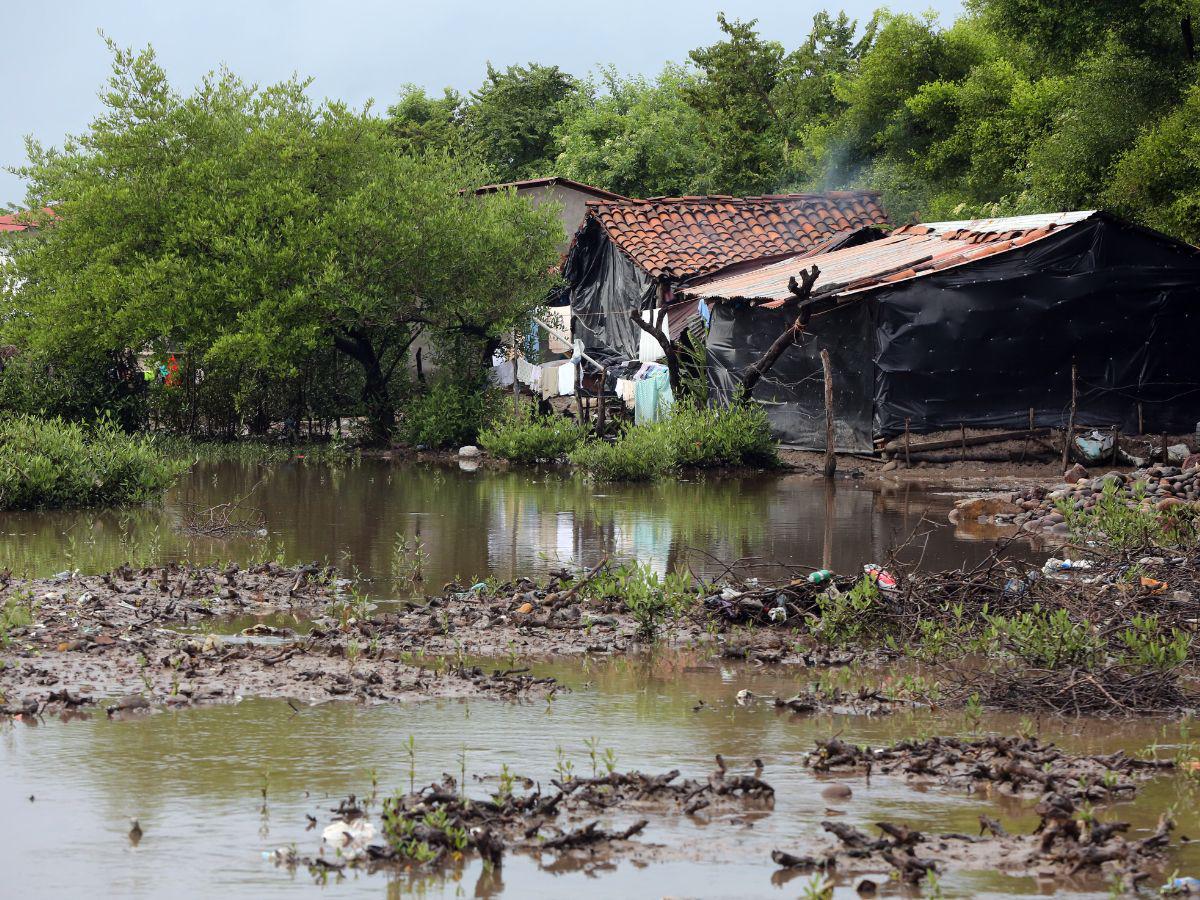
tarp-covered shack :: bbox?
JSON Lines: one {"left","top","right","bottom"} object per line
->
{"left": 560, "top": 192, "right": 890, "bottom": 362}
{"left": 693, "top": 211, "right": 1200, "bottom": 451}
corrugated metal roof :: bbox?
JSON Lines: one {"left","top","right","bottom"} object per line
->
{"left": 692, "top": 211, "right": 1100, "bottom": 306}
{"left": 585, "top": 191, "right": 890, "bottom": 281}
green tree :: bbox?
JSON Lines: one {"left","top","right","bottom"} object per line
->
{"left": 4, "top": 41, "right": 563, "bottom": 443}
{"left": 555, "top": 65, "right": 710, "bottom": 198}
{"left": 386, "top": 85, "right": 466, "bottom": 156}
{"left": 1106, "top": 83, "right": 1200, "bottom": 242}
{"left": 684, "top": 14, "right": 787, "bottom": 194}
{"left": 464, "top": 62, "right": 582, "bottom": 182}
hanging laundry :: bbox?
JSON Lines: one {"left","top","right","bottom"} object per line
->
{"left": 634, "top": 366, "right": 674, "bottom": 425}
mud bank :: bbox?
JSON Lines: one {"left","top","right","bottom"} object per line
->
{"left": 0, "top": 563, "right": 555, "bottom": 715}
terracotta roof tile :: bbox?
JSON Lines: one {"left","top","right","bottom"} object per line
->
{"left": 584, "top": 192, "right": 889, "bottom": 280}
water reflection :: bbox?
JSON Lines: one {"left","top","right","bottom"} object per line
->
{"left": 0, "top": 460, "right": 1014, "bottom": 586}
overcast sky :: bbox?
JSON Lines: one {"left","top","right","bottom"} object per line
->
{"left": 3, "top": 0, "right": 963, "bottom": 206}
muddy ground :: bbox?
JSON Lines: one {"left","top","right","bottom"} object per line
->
{"left": 0, "top": 562, "right": 555, "bottom": 716}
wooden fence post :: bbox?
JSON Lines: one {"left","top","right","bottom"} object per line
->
{"left": 820, "top": 349, "right": 836, "bottom": 477}
{"left": 1062, "top": 361, "right": 1078, "bottom": 470}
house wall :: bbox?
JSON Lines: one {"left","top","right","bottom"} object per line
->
{"left": 506, "top": 183, "right": 594, "bottom": 253}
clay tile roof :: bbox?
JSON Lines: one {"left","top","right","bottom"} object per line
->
{"left": 584, "top": 192, "right": 889, "bottom": 280}
{"left": 0, "top": 209, "right": 53, "bottom": 232}
{"left": 691, "top": 211, "right": 1100, "bottom": 305}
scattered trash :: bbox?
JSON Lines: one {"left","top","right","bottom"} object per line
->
{"left": 807, "top": 569, "right": 834, "bottom": 585}
{"left": 1140, "top": 576, "right": 1169, "bottom": 594}
{"left": 1042, "top": 557, "right": 1093, "bottom": 574}
{"left": 322, "top": 818, "right": 376, "bottom": 861}
{"left": 768, "top": 605, "right": 787, "bottom": 622}
{"left": 468, "top": 582, "right": 488, "bottom": 593}
{"left": 1163, "top": 876, "right": 1200, "bottom": 894}
{"left": 863, "top": 564, "right": 897, "bottom": 591}
{"left": 735, "top": 689, "right": 756, "bottom": 704}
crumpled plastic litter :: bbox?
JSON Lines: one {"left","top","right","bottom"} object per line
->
{"left": 863, "top": 563, "right": 897, "bottom": 591}
{"left": 322, "top": 818, "right": 376, "bottom": 860}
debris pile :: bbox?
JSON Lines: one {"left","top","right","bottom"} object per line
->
{"left": 805, "top": 735, "right": 1174, "bottom": 802}
{"left": 283, "top": 760, "right": 773, "bottom": 873}
{"left": 772, "top": 735, "right": 1179, "bottom": 887}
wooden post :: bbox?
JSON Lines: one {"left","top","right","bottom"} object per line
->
{"left": 597, "top": 366, "right": 608, "bottom": 436}
{"left": 512, "top": 330, "right": 520, "bottom": 417}
{"left": 904, "top": 417, "right": 911, "bottom": 468}
{"left": 1137, "top": 402, "right": 1144, "bottom": 436}
{"left": 820, "top": 349, "right": 836, "bottom": 477}
{"left": 1111, "top": 425, "right": 1120, "bottom": 466}
{"left": 574, "top": 366, "right": 585, "bottom": 424}
{"left": 1162, "top": 432, "right": 1169, "bottom": 464}
{"left": 959, "top": 423, "right": 967, "bottom": 462}
{"left": 1062, "top": 362, "right": 1078, "bottom": 470}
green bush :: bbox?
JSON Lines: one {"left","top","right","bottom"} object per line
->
{"left": 478, "top": 411, "right": 589, "bottom": 462}
{"left": 570, "top": 423, "right": 671, "bottom": 481}
{"left": 400, "top": 381, "right": 500, "bottom": 449}
{"left": 0, "top": 414, "right": 190, "bottom": 510}
{"left": 570, "top": 401, "right": 778, "bottom": 480}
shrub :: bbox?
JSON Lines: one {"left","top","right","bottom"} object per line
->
{"left": 570, "top": 401, "right": 778, "bottom": 480}
{"left": 665, "top": 401, "right": 777, "bottom": 469}
{"left": 0, "top": 414, "right": 190, "bottom": 510}
{"left": 400, "top": 381, "right": 500, "bottom": 449}
{"left": 570, "top": 423, "right": 671, "bottom": 481}
{"left": 478, "top": 411, "right": 589, "bottom": 462}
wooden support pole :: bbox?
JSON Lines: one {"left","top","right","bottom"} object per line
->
{"left": 1137, "top": 402, "right": 1144, "bottom": 436}
{"left": 959, "top": 423, "right": 967, "bottom": 462}
{"left": 1162, "top": 432, "right": 1170, "bottom": 463}
{"left": 1021, "top": 407, "right": 1034, "bottom": 462}
{"left": 1062, "top": 361, "right": 1078, "bottom": 470}
{"left": 904, "top": 417, "right": 911, "bottom": 468}
{"left": 597, "top": 366, "right": 608, "bottom": 436}
{"left": 820, "top": 349, "right": 836, "bottom": 477}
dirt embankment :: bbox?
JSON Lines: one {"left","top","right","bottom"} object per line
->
{"left": 0, "top": 562, "right": 555, "bottom": 717}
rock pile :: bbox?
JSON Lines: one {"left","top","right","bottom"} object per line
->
{"left": 952, "top": 462, "right": 1200, "bottom": 537}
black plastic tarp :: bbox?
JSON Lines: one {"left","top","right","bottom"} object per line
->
{"left": 871, "top": 215, "right": 1200, "bottom": 437}
{"left": 706, "top": 214, "right": 1200, "bottom": 447}
{"left": 707, "top": 300, "right": 876, "bottom": 451}
{"left": 562, "top": 219, "right": 653, "bottom": 360}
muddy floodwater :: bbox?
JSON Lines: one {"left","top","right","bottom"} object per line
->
{"left": 0, "top": 458, "right": 1015, "bottom": 584}
{"left": 3, "top": 656, "right": 1198, "bottom": 898}
{"left": 9, "top": 459, "right": 1187, "bottom": 900}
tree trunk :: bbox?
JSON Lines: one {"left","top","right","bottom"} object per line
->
{"left": 628, "top": 306, "right": 681, "bottom": 394}
{"left": 737, "top": 265, "right": 820, "bottom": 400}
{"left": 334, "top": 330, "right": 395, "bottom": 445}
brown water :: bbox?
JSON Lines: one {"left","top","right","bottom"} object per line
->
{"left": 2, "top": 654, "right": 1197, "bottom": 899}
{"left": 6, "top": 460, "right": 1175, "bottom": 899}
{"left": 0, "top": 458, "right": 1015, "bottom": 585}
